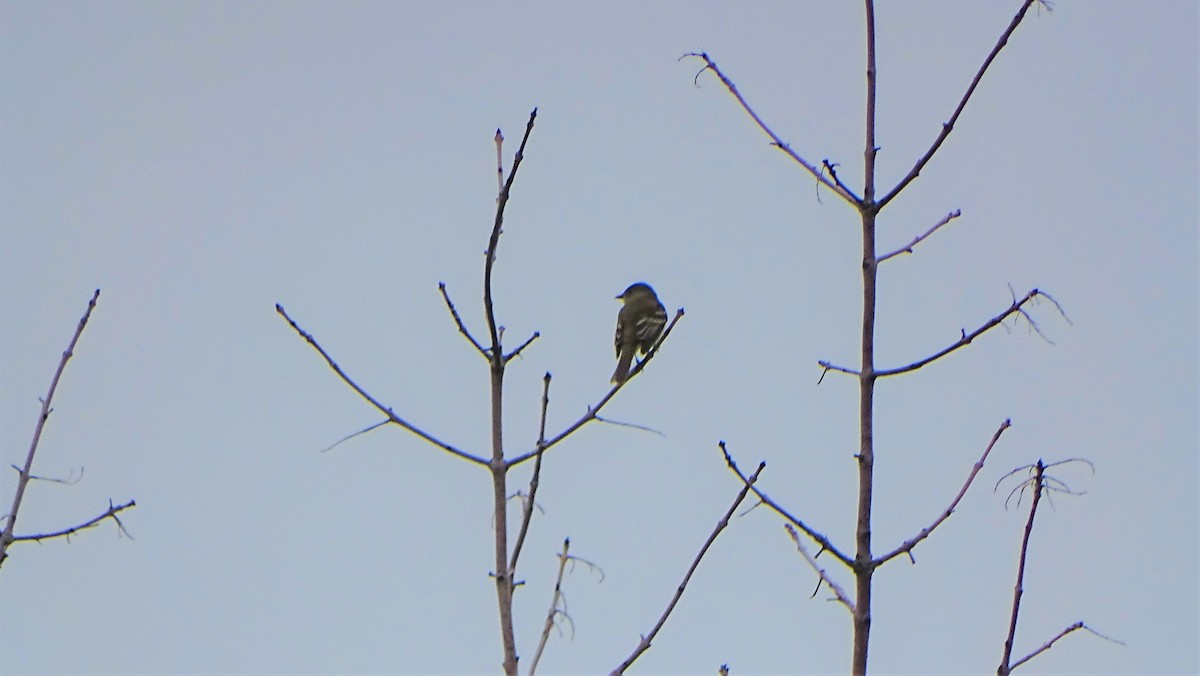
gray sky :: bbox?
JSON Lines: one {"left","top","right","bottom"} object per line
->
{"left": 2, "top": 1, "right": 1196, "bottom": 674}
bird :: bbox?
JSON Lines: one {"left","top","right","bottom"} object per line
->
{"left": 611, "top": 282, "right": 667, "bottom": 384}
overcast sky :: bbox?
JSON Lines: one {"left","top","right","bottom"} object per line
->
{"left": 2, "top": 2, "right": 1197, "bottom": 674}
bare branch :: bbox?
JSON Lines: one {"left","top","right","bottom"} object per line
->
{"left": 785, "top": 524, "right": 854, "bottom": 613}
{"left": 877, "top": 0, "right": 1038, "bottom": 209}
{"left": 683, "top": 52, "right": 861, "bottom": 206}
{"left": 877, "top": 209, "right": 962, "bottom": 262}
{"left": 275, "top": 303, "right": 487, "bottom": 466}
{"left": 439, "top": 282, "right": 489, "bottom": 357}
{"left": 720, "top": 442, "right": 853, "bottom": 568}
{"left": 11, "top": 499, "right": 137, "bottom": 544}
{"left": 875, "top": 289, "right": 1057, "bottom": 377}
{"left": 1, "top": 289, "right": 112, "bottom": 569}
{"left": 876, "top": 419, "right": 1011, "bottom": 565}
{"left": 506, "top": 309, "right": 685, "bottom": 468}
{"left": 610, "top": 460, "right": 767, "bottom": 675}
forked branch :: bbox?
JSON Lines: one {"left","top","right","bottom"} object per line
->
{"left": 684, "top": 52, "right": 861, "bottom": 206}
{"left": 275, "top": 303, "right": 486, "bottom": 466}
{"left": 721, "top": 442, "right": 853, "bottom": 568}
{"left": 0, "top": 289, "right": 136, "bottom": 568}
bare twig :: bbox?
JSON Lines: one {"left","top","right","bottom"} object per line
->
{"left": 593, "top": 416, "right": 667, "bottom": 437}
{"left": 609, "top": 460, "right": 767, "bottom": 675}
{"left": 11, "top": 465, "right": 84, "bottom": 485}
{"left": 875, "top": 289, "right": 1060, "bottom": 377}
{"left": 785, "top": 524, "right": 854, "bottom": 613}
{"left": 876, "top": 419, "right": 1011, "bottom": 565}
{"left": 318, "top": 419, "right": 390, "bottom": 453}
{"left": 10, "top": 499, "right": 137, "bottom": 543}
{"left": 510, "top": 373, "right": 552, "bottom": 576}
{"left": 503, "top": 331, "right": 540, "bottom": 364}
{"left": 494, "top": 128, "right": 505, "bottom": 197}
{"left": 506, "top": 309, "right": 685, "bottom": 468}
{"left": 877, "top": 0, "right": 1038, "bottom": 209}
{"left": 439, "top": 282, "right": 489, "bottom": 357}
{"left": 995, "top": 459, "right": 1114, "bottom": 673}
{"left": 817, "top": 360, "right": 861, "bottom": 383}
{"left": 529, "top": 538, "right": 572, "bottom": 675}
{"left": 1, "top": 289, "right": 126, "bottom": 569}
{"left": 877, "top": 209, "right": 962, "bottom": 262}
{"left": 998, "top": 459, "right": 1046, "bottom": 673}
{"left": 683, "top": 52, "right": 861, "bottom": 206}
{"left": 1007, "top": 622, "right": 1123, "bottom": 673}
{"left": 275, "top": 303, "right": 486, "bottom": 466}
{"left": 721, "top": 442, "right": 853, "bottom": 568}
{"left": 484, "top": 109, "right": 538, "bottom": 357}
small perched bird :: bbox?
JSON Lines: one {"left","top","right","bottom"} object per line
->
{"left": 611, "top": 282, "right": 667, "bottom": 384}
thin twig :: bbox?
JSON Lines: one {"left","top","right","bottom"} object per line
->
{"left": 509, "top": 373, "right": 551, "bottom": 575}
{"left": 494, "top": 128, "right": 505, "bottom": 197}
{"left": 11, "top": 499, "right": 137, "bottom": 543}
{"left": 875, "top": 289, "right": 1058, "bottom": 377}
{"left": 683, "top": 52, "right": 861, "bottom": 206}
{"left": 318, "top": 419, "right": 390, "bottom": 453}
{"left": 785, "top": 524, "right": 854, "bottom": 613}
{"left": 503, "top": 331, "right": 540, "bottom": 364}
{"left": 877, "top": 209, "right": 962, "bottom": 262}
{"left": 876, "top": 419, "right": 1011, "bottom": 565}
{"left": 275, "top": 303, "right": 486, "bottom": 466}
{"left": 609, "top": 461, "right": 767, "bottom": 675}
{"left": 1, "top": 289, "right": 110, "bottom": 568}
{"left": 721, "top": 442, "right": 853, "bottom": 568}
{"left": 1007, "top": 622, "right": 1123, "bottom": 673}
{"left": 877, "top": 0, "right": 1037, "bottom": 209}
{"left": 593, "top": 416, "right": 666, "bottom": 437}
{"left": 506, "top": 309, "right": 685, "bottom": 468}
{"left": 998, "top": 460, "right": 1045, "bottom": 673}
{"left": 439, "top": 282, "right": 489, "bottom": 357}
{"left": 484, "top": 109, "right": 538, "bottom": 357}
{"left": 529, "top": 538, "right": 572, "bottom": 675}
{"left": 817, "top": 360, "right": 861, "bottom": 382}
